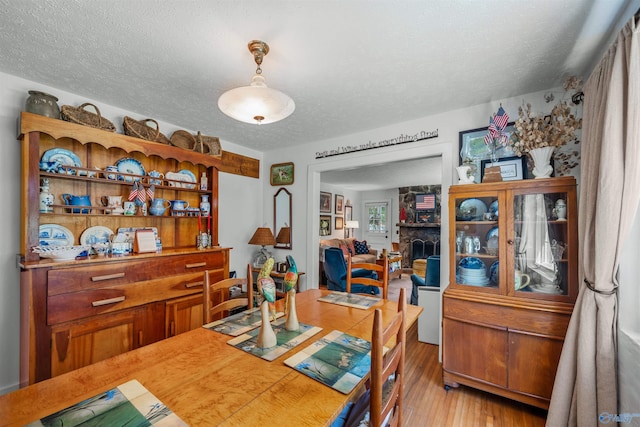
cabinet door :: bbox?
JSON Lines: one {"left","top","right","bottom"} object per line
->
{"left": 166, "top": 294, "right": 203, "bottom": 337}
{"left": 510, "top": 186, "right": 576, "bottom": 300}
{"left": 451, "top": 190, "right": 503, "bottom": 294}
{"left": 50, "top": 305, "right": 147, "bottom": 377}
{"left": 508, "top": 331, "right": 564, "bottom": 399}
{"left": 442, "top": 318, "right": 507, "bottom": 387}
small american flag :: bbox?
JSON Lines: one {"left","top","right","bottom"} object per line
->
{"left": 484, "top": 105, "right": 510, "bottom": 146}
{"left": 128, "top": 181, "right": 138, "bottom": 201}
{"left": 136, "top": 182, "right": 146, "bottom": 203}
{"left": 146, "top": 184, "right": 155, "bottom": 201}
{"left": 416, "top": 194, "right": 435, "bottom": 210}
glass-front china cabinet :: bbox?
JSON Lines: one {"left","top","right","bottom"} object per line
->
{"left": 442, "top": 176, "right": 578, "bottom": 409}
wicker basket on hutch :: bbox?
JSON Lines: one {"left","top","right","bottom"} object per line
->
{"left": 60, "top": 103, "right": 116, "bottom": 132}
{"left": 123, "top": 116, "right": 171, "bottom": 144}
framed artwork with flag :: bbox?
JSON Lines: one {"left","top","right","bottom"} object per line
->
{"left": 459, "top": 120, "right": 517, "bottom": 183}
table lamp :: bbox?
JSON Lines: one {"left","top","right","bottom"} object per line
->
{"left": 275, "top": 224, "right": 291, "bottom": 248}
{"left": 249, "top": 227, "right": 276, "bottom": 267}
{"left": 345, "top": 220, "right": 359, "bottom": 238}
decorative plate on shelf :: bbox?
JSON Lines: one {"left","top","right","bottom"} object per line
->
{"left": 115, "top": 157, "right": 146, "bottom": 182}
{"left": 41, "top": 148, "right": 82, "bottom": 169}
{"left": 39, "top": 223, "right": 74, "bottom": 246}
{"left": 457, "top": 198, "right": 488, "bottom": 221}
{"left": 489, "top": 200, "right": 498, "bottom": 218}
{"left": 80, "top": 226, "right": 114, "bottom": 246}
{"left": 486, "top": 226, "right": 499, "bottom": 241}
{"left": 178, "top": 169, "right": 196, "bottom": 189}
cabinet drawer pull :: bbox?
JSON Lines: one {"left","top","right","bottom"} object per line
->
{"left": 91, "top": 296, "right": 126, "bottom": 307}
{"left": 91, "top": 272, "right": 126, "bottom": 282}
{"left": 185, "top": 281, "right": 204, "bottom": 288}
{"left": 185, "top": 262, "right": 207, "bottom": 269}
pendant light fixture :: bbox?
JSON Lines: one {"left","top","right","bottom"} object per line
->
{"left": 218, "top": 40, "right": 295, "bottom": 125}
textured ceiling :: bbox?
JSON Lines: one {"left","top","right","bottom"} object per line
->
{"left": 0, "top": 0, "right": 630, "bottom": 154}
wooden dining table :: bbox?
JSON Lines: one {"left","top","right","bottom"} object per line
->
{"left": 0, "top": 289, "right": 422, "bottom": 426}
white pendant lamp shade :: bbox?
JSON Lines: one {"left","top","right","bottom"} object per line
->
{"left": 218, "top": 74, "right": 295, "bottom": 125}
{"left": 218, "top": 40, "right": 295, "bottom": 125}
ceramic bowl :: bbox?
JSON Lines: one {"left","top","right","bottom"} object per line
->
{"left": 458, "top": 257, "right": 485, "bottom": 270}
{"left": 32, "top": 245, "right": 90, "bottom": 262}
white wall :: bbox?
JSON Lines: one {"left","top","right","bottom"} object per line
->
{"left": 0, "top": 72, "right": 263, "bottom": 394}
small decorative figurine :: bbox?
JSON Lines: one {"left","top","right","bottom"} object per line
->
{"left": 284, "top": 255, "right": 299, "bottom": 331}
{"left": 256, "top": 258, "right": 277, "bottom": 348}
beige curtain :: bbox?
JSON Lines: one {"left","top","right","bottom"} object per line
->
{"left": 547, "top": 16, "right": 640, "bottom": 427}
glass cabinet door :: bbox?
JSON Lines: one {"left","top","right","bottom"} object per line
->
{"left": 512, "top": 190, "right": 569, "bottom": 296}
{"left": 453, "top": 193, "right": 501, "bottom": 291}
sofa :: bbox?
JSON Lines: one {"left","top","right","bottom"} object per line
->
{"left": 319, "top": 238, "right": 378, "bottom": 285}
{"left": 319, "top": 237, "right": 378, "bottom": 263}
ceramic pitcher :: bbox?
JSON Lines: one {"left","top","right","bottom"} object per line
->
{"left": 149, "top": 198, "right": 171, "bottom": 216}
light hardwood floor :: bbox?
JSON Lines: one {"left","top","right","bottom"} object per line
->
{"left": 321, "top": 274, "right": 548, "bottom": 425}
{"left": 403, "top": 323, "right": 547, "bottom": 426}
{"left": 389, "top": 274, "right": 548, "bottom": 426}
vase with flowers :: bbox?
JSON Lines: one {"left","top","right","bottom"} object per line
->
{"left": 510, "top": 78, "right": 583, "bottom": 178}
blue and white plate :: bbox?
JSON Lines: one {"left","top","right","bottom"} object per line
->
{"left": 178, "top": 169, "right": 196, "bottom": 189}
{"left": 457, "top": 198, "right": 488, "bottom": 221}
{"left": 489, "top": 261, "right": 499, "bottom": 285}
{"left": 39, "top": 224, "right": 74, "bottom": 246}
{"left": 41, "top": 148, "right": 81, "bottom": 171}
{"left": 80, "top": 226, "right": 114, "bottom": 246}
{"left": 486, "top": 226, "right": 499, "bottom": 241}
{"left": 115, "top": 157, "right": 145, "bottom": 182}
{"left": 489, "top": 200, "right": 498, "bottom": 217}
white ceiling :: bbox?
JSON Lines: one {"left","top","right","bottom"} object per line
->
{"left": 0, "top": 0, "right": 634, "bottom": 190}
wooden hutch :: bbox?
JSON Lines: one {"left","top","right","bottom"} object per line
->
{"left": 18, "top": 112, "right": 258, "bottom": 386}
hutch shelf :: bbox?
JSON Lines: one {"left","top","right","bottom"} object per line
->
{"left": 18, "top": 112, "right": 231, "bottom": 386}
{"left": 442, "top": 176, "right": 578, "bottom": 409}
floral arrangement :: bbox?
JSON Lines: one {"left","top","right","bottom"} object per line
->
{"left": 510, "top": 77, "right": 583, "bottom": 156}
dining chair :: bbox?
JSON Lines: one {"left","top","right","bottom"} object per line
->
{"left": 338, "top": 287, "right": 406, "bottom": 427}
{"left": 203, "top": 264, "right": 253, "bottom": 324}
{"left": 347, "top": 255, "right": 389, "bottom": 299}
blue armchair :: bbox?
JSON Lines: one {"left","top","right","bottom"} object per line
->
{"left": 323, "top": 247, "right": 380, "bottom": 295}
{"left": 410, "top": 255, "right": 440, "bottom": 305}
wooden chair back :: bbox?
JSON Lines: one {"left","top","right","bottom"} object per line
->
{"left": 391, "top": 242, "right": 399, "bottom": 252}
{"left": 347, "top": 255, "right": 389, "bottom": 299}
{"left": 371, "top": 287, "right": 406, "bottom": 427}
{"left": 203, "top": 264, "right": 253, "bottom": 324}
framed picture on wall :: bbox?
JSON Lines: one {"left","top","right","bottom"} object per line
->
{"left": 320, "top": 191, "right": 332, "bottom": 213}
{"left": 335, "top": 216, "right": 344, "bottom": 230}
{"left": 320, "top": 215, "right": 331, "bottom": 236}
{"left": 480, "top": 156, "right": 527, "bottom": 181}
{"left": 270, "top": 162, "right": 294, "bottom": 186}
{"left": 459, "top": 122, "right": 516, "bottom": 183}
{"left": 335, "top": 194, "right": 344, "bottom": 215}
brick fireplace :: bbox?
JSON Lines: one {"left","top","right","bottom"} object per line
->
{"left": 397, "top": 185, "right": 441, "bottom": 268}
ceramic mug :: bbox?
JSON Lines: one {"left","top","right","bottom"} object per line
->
{"left": 62, "top": 193, "right": 91, "bottom": 214}
{"left": 514, "top": 270, "right": 531, "bottom": 290}
{"left": 123, "top": 201, "right": 136, "bottom": 216}
{"left": 169, "top": 199, "right": 189, "bottom": 215}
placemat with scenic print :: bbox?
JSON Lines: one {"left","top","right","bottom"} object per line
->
{"left": 284, "top": 330, "right": 372, "bottom": 394}
{"left": 227, "top": 317, "right": 322, "bottom": 361}
{"left": 25, "top": 379, "right": 186, "bottom": 426}
{"left": 317, "top": 291, "right": 382, "bottom": 310}
{"left": 204, "top": 307, "right": 284, "bottom": 337}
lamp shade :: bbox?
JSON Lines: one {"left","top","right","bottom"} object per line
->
{"left": 345, "top": 220, "right": 359, "bottom": 229}
{"left": 218, "top": 75, "right": 295, "bottom": 125}
{"left": 248, "top": 227, "right": 276, "bottom": 246}
{"left": 275, "top": 226, "right": 291, "bottom": 244}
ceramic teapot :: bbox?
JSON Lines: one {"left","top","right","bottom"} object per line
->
{"left": 149, "top": 198, "right": 171, "bottom": 216}
{"left": 148, "top": 170, "right": 164, "bottom": 185}
{"left": 62, "top": 193, "right": 91, "bottom": 214}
